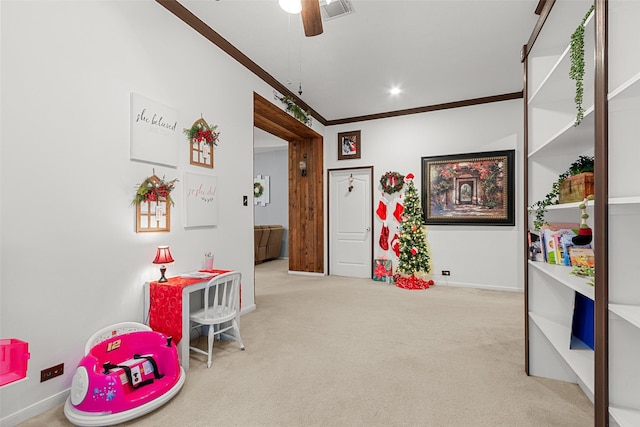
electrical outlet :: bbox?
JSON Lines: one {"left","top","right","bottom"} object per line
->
{"left": 40, "top": 363, "right": 64, "bottom": 382}
{"left": 441, "top": 270, "right": 451, "bottom": 276}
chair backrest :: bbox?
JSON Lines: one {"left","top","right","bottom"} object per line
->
{"left": 84, "top": 322, "right": 152, "bottom": 354}
{"left": 201, "top": 271, "right": 242, "bottom": 321}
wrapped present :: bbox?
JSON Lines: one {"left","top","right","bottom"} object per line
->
{"left": 372, "top": 259, "right": 393, "bottom": 282}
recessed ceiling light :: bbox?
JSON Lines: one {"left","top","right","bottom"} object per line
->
{"left": 279, "top": 0, "right": 301, "bottom": 14}
{"left": 390, "top": 87, "right": 401, "bottom": 95}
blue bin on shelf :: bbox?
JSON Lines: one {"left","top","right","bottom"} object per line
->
{"left": 571, "top": 293, "right": 594, "bottom": 350}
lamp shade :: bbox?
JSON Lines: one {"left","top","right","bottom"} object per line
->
{"left": 153, "top": 246, "right": 174, "bottom": 264}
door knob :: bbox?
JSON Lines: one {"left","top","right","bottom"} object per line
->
{"left": 366, "top": 227, "right": 371, "bottom": 232}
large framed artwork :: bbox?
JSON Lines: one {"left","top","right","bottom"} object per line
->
{"left": 421, "top": 150, "right": 515, "bottom": 226}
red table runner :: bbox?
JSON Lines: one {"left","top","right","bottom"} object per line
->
{"left": 148, "top": 269, "right": 231, "bottom": 343}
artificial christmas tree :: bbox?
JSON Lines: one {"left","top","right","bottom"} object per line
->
{"left": 395, "top": 174, "right": 433, "bottom": 290}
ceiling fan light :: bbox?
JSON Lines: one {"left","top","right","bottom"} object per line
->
{"left": 279, "top": 0, "right": 302, "bottom": 14}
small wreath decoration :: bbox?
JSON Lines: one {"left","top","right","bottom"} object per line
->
{"left": 380, "top": 171, "right": 405, "bottom": 194}
{"left": 184, "top": 118, "right": 220, "bottom": 146}
{"left": 132, "top": 175, "right": 178, "bottom": 206}
{"left": 254, "top": 182, "right": 264, "bottom": 198}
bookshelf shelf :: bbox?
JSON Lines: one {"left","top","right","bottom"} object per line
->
{"left": 528, "top": 261, "right": 594, "bottom": 300}
{"left": 609, "top": 406, "right": 640, "bottom": 427}
{"left": 609, "top": 304, "right": 640, "bottom": 330}
{"left": 529, "top": 313, "right": 594, "bottom": 394}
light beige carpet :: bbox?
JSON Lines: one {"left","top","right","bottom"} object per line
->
{"left": 20, "top": 259, "right": 593, "bottom": 426}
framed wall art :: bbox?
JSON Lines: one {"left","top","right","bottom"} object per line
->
{"left": 421, "top": 150, "right": 515, "bottom": 226}
{"left": 133, "top": 173, "right": 177, "bottom": 233}
{"left": 337, "top": 130, "right": 361, "bottom": 160}
{"left": 184, "top": 117, "right": 220, "bottom": 169}
{"left": 130, "top": 93, "right": 179, "bottom": 168}
{"left": 182, "top": 172, "right": 218, "bottom": 228}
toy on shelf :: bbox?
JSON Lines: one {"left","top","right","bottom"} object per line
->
{"left": 64, "top": 322, "right": 185, "bottom": 426}
{"left": 572, "top": 195, "right": 595, "bottom": 246}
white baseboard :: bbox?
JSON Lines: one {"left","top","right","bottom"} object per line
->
{"left": 240, "top": 304, "right": 256, "bottom": 315}
{"left": 1, "top": 387, "right": 69, "bottom": 426}
{"left": 434, "top": 279, "right": 523, "bottom": 293}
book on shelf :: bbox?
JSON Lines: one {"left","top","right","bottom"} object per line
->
{"left": 538, "top": 224, "right": 580, "bottom": 265}
{"left": 569, "top": 247, "right": 595, "bottom": 268}
{"left": 528, "top": 231, "right": 543, "bottom": 262}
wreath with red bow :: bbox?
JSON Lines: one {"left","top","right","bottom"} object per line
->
{"left": 133, "top": 174, "right": 178, "bottom": 206}
{"left": 184, "top": 118, "right": 220, "bottom": 146}
{"left": 380, "top": 171, "right": 405, "bottom": 194}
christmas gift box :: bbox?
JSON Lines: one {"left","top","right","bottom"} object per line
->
{"left": 372, "top": 259, "right": 393, "bottom": 283}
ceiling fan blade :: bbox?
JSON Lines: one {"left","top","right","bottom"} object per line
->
{"left": 301, "top": 0, "right": 323, "bottom": 37}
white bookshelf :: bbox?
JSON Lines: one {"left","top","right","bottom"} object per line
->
{"left": 527, "top": 1, "right": 640, "bottom": 424}
{"left": 525, "top": 0, "right": 596, "bottom": 410}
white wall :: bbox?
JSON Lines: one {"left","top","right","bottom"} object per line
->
{"left": 0, "top": 1, "right": 523, "bottom": 424}
{"left": 325, "top": 100, "right": 524, "bottom": 291}
{"left": 0, "top": 1, "right": 299, "bottom": 424}
{"left": 254, "top": 148, "right": 289, "bottom": 257}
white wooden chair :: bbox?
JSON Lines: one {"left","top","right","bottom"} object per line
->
{"left": 189, "top": 272, "right": 244, "bottom": 367}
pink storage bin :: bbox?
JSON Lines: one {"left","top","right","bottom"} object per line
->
{"left": 0, "top": 339, "right": 30, "bottom": 387}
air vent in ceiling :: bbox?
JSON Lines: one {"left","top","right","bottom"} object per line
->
{"left": 320, "top": 0, "right": 354, "bottom": 21}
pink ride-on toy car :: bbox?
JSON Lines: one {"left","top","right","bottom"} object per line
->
{"left": 64, "top": 322, "right": 185, "bottom": 426}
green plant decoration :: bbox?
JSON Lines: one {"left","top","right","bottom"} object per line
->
{"left": 529, "top": 156, "right": 594, "bottom": 230}
{"left": 274, "top": 92, "right": 312, "bottom": 126}
{"left": 569, "top": 5, "right": 594, "bottom": 127}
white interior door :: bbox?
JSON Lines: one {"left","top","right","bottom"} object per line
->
{"left": 329, "top": 168, "right": 372, "bottom": 278}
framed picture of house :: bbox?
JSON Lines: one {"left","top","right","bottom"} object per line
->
{"left": 421, "top": 150, "right": 515, "bottom": 225}
{"left": 337, "top": 130, "right": 361, "bottom": 160}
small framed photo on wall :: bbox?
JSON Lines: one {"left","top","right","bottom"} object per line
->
{"left": 337, "top": 130, "right": 361, "bottom": 160}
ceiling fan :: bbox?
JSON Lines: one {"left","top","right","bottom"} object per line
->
{"left": 279, "top": 0, "right": 324, "bottom": 37}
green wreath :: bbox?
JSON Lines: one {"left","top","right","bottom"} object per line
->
{"left": 380, "top": 171, "right": 405, "bottom": 194}
{"left": 254, "top": 182, "right": 264, "bottom": 198}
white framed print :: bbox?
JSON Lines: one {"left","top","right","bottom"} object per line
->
{"left": 183, "top": 172, "right": 218, "bottom": 228}
{"left": 130, "top": 93, "right": 179, "bottom": 168}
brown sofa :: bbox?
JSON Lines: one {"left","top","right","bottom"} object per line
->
{"left": 254, "top": 225, "right": 285, "bottom": 264}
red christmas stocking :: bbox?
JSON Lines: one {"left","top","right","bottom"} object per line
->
{"left": 379, "top": 223, "right": 389, "bottom": 250}
{"left": 376, "top": 198, "right": 388, "bottom": 221}
{"left": 393, "top": 203, "right": 404, "bottom": 222}
{"left": 391, "top": 234, "right": 400, "bottom": 257}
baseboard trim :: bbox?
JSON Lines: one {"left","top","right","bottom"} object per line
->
{"left": 434, "top": 280, "right": 523, "bottom": 293}
{"left": 1, "top": 387, "right": 69, "bottom": 426}
{"left": 288, "top": 270, "right": 325, "bottom": 277}
{"left": 241, "top": 304, "right": 256, "bottom": 315}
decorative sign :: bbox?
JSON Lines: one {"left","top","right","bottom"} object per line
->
{"left": 137, "top": 199, "right": 170, "bottom": 233}
{"left": 184, "top": 117, "right": 219, "bottom": 169}
{"left": 183, "top": 172, "right": 218, "bottom": 227}
{"left": 130, "top": 93, "right": 179, "bottom": 167}
{"left": 254, "top": 175, "right": 270, "bottom": 206}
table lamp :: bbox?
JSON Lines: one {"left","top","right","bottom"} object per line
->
{"left": 153, "top": 246, "right": 174, "bottom": 283}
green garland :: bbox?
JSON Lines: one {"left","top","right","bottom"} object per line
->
{"left": 254, "top": 182, "right": 264, "bottom": 198}
{"left": 183, "top": 118, "right": 220, "bottom": 146}
{"left": 569, "top": 5, "right": 594, "bottom": 127}
{"left": 529, "top": 156, "right": 594, "bottom": 230}
{"left": 132, "top": 175, "right": 178, "bottom": 206}
{"left": 274, "top": 93, "right": 312, "bottom": 125}
{"left": 380, "top": 171, "right": 405, "bottom": 194}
